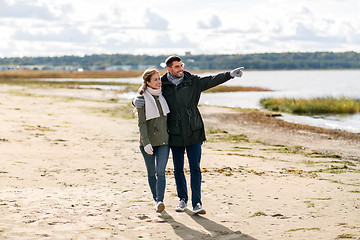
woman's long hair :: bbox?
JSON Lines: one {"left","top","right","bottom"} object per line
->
{"left": 138, "top": 68, "right": 159, "bottom": 95}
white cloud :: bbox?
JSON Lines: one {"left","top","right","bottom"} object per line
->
{"left": 0, "top": 0, "right": 56, "bottom": 19}
{"left": 144, "top": 8, "right": 168, "bottom": 30}
{"left": 13, "top": 27, "right": 93, "bottom": 42}
{"left": 197, "top": 15, "right": 222, "bottom": 29}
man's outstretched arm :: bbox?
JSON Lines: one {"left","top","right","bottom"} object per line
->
{"left": 199, "top": 66, "right": 244, "bottom": 92}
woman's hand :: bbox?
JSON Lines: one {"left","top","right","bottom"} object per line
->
{"left": 144, "top": 144, "right": 153, "bottom": 155}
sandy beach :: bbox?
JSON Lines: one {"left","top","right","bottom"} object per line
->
{"left": 1, "top": 85, "right": 359, "bottom": 240}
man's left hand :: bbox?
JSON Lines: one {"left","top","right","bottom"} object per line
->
{"left": 230, "top": 67, "right": 244, "bottom": 78}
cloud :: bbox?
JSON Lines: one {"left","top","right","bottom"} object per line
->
{"left": 0, "top": 0, "right": 55, "bottom": 20}
{"left": 218, "top": 26, "right": 261, "bottom": 34}
{"left": 105, "top": 32, "right": 196, "bottom": 50}
{"left": 13, "top": 27, "right": 92, "bottom": 43}
{"left": 150, "top": 34, "right": 197, "bottom": 49}
{"left": 144, "top": 8, "right": 168, "bottom": 30}
{"left": 197, "top": 15, "right": 222, "bottom": 29}
{"left": 289, "top": 22, "right": 346, "bottom": 43}
{"left": 98, "top": 31, "right": 198, "bottom": 56}
{"left": 300, "top": 6, "right": 311, "bottom": 15}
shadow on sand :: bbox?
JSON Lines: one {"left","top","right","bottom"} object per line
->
{"left": 159, "top": 209, "right": 256, "bottom": 240}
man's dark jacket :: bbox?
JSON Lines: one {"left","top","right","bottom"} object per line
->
{"left": 161, "top": 70, "right": 233, "bottom": 147}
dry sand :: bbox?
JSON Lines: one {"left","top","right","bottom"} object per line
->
{"left": 1, "top": 85, "right": 359, "bottom": 240}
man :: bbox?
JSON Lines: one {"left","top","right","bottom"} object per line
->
{"left": 134, "top": 55, "right": 243, "bottom": 214}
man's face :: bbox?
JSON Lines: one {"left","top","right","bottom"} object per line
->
{"left": 167, "top": 61, "right": 184, "bottom": 78}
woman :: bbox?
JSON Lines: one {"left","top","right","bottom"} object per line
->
{"left": 137, "top": 68, "right": 170, "bottom": 213}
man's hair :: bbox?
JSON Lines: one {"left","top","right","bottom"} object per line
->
{"left": 165, "top": 55, "right": 182, "bottom": 67}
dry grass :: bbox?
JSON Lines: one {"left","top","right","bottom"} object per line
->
{"left": 0, "top": 70, "right": 151, "bottom": 79}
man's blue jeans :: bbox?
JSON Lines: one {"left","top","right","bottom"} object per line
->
{"left": 171, "top": 142, "right": 202, "bottom": 208}
{"left": 140, "top": 145, "right": 170, "bottom": 202}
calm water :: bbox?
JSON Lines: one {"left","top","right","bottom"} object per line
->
{"left": 41, "top": 70, "right": 360, "bottom": 133}
{"left": 199, "top": 70, "right": 360, "bottom": 133}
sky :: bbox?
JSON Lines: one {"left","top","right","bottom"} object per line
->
{"left": 0, "top": 0, "right": 359, "bottom": 57}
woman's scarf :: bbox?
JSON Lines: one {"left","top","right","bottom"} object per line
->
{"left": 143, "top": 87, "right": 170, "bottom": 120}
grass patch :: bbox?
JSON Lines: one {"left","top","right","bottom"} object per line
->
{"left": 206, "top": 129, "right": 228, "bottom": 134}
{"left": 336, "top": 234, "right": 355, "bottom": 239}
{"left": 349, "top": 189, "right": 360, "bottom": 193}
{"left": 251, "top": 212, "right": 267, "bottom": 217}
{"left": 266, "top": 145, "right": 343, "bottom": 160}
{"left": 205, "top": 128, "right": 248, "bottom": 142}
{"left": 304, "top": 200, "right": 315, "bottom": 208}
{"left": 331, "top": 160, "right": 356, "bottom": 166}
{"left": 287, "top": 227, "right": 320, "bottom": 232}
{"left": 303, "top": 160, "right": 317, "bottom": 165}
{"left": 260, "top": 97, "right": 360, "bottom": 114}
{"left": 227, "top": 153, "right": 265, "bottom": 159}
{"left": 24, "top": 125, "right": 54, "bottom": 131}
{"left": 232, "top": 146, "right": 252, "bottom": 150}
{"left": 272, "top": 144, "right": 287, "bottom": 147}
{"left": 130, "top": 199, "right": 149, "bottom": 203}
{"left": 261, "top": 145, "right": 305, "bottom": 154}
{"left": 199, "top": 166, "right": 267, "bottom": 176}
{"left": 312, "top": 197, "right": 332, "bottom": 200}
{"left": 280, "top": 168, "right": 318, "bottom": 178}
{"left": 307, "top": 152, "right": 342, "bottom": 159}
{"left": 311, "top": 165, "right": 359, "bottom": 174}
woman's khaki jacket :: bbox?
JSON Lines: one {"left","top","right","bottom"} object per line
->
{"left": 137, "top": 95, "right": 169, "bottom": 147}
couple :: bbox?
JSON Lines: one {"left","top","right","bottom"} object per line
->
{"left": 135, "top": 55, "right": 244, "bottom": 214}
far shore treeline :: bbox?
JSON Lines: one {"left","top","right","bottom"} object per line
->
{"left": 1, "top": 51, "right": 360, "bottom": 70}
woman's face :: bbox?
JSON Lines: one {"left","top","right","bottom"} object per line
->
{"left": 147, "top": 72, "right": 161, "bottom": 89}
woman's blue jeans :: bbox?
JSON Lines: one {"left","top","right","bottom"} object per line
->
{"left": 140, "top": 145, "right": 170, "bottom": 202}
{"left": 171, "top": 142, "right": 202, "bottom": 208}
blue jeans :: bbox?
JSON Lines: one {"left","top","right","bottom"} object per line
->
{"left": 140, "top": 145, "right": 170, "bottom": 202}
{"left": 171, "top": 142, "right": 202, "bottom": 208}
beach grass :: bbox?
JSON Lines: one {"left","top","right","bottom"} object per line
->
{"left": 260, "top": 97, "right": 360, "bottom": 114}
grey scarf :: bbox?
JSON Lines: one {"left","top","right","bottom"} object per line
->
{"left": 167, "top": 72, "right": 184, "bottom": 86}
